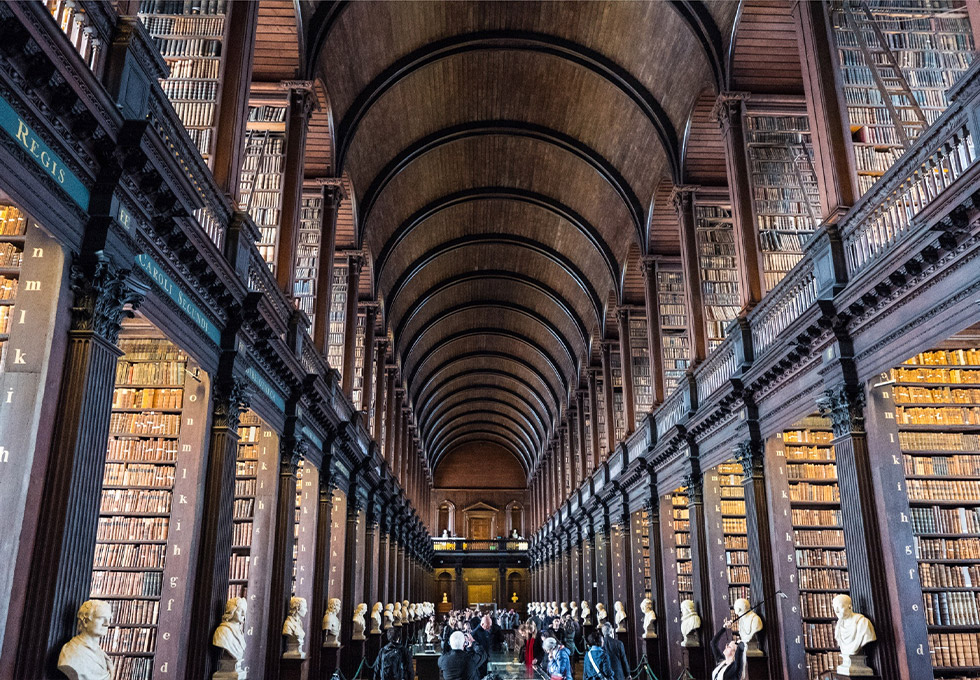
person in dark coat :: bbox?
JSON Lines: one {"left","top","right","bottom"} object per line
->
{"left": 709, "top": 620, "right": 745, "bottom": 680}
{"left": 600, "top": 622, "right": 628, "bottom": 680}
{"left": 582, "top": 632, "right": 613, "bottom": 680}
{"left": 469, "top": 617, "right": 492, "bottom": 677}
{"left": 379, "top": 627, "right": 415, "bottom": 680}
{"left": 439, "top": 631, "right": 482, "bottom": 680}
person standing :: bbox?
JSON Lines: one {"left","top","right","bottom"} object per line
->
{"left": 543, "top": 637, "right": 572, "bottom": 680}
{"left": 600, "top": 622, "right": 628, "bottom": 680}
{"left": 709, "top": 619, "right": 745, "bottom": 680}
{"left": 583, "top": 632, "right": 613, "bottom": 680}
{"left": 379, "top": 628, "right": 415, "bottom": 680}
{"left": 439, "top": 631, "right": 482, "bottom": 680}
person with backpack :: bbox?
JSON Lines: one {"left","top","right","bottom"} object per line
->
{"left": 600, "top": 622, "right": 628, "bottom": 680}
{"left": 583, "top": 632, "right": 613, "bottom": 680}
{"left": 378, "top": 627, "right": 414, "bottom": 680}
{"left": 439, "top": 631, "right": 482, "bottom": 680}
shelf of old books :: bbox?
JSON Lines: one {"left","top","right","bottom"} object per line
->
{"left": 595, "top": 370, "right": 609, "bottom": 459}
{"left": 629, "top": 309, "right": 654, "bottom": 428}
{"left": 672, "top": 488, "right": 694, "bottom": 603}
{"left": 656, "top": 262, "right": 690, "bottom": 396}
{"left": 90, "top": 325, "right": 209, "bottom": 680}
{"left": 294, "top": 187, "right": 322, "bottom": 331}
{"left": 743, "top": 110, "right": 820, "bottom": 292}
{"left": 630, "top": 507, "right": 653, "bottom": 600}
{"left": 138, "top": 0, "right": 226, "bottom": 163}
{"left": 829, "top": 0, "right": 976, "bottom": 195}
{"left": 782, "top": 415, "right": 848, "bottom": 680}
{"left": 240, "top": 97, "right": 287, "bottom": 272}
{"left": 0, "top": 203, "right": 25, "bottom": 366}
{"left": 351, "top": 310, "right": 366, "bottom": 411}
{"left": 694, "top": 201, "right": 740, "bottom": 351}
{"left": 327, "top": 257, "right": 349, "bottom": 377}
{"left": 885, "top": 347, "right": 980, "bottom": 675}
{"left": 611, "top": 352, "right": 626, "bottom": 444}
{"left": 718, "top": 461, "right": 750, "bottom": 619}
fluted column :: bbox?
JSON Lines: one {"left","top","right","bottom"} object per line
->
{"left": 308, "top": 470, "right": 337, "bottom": 680}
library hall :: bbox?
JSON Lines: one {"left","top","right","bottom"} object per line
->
{"left": 6, "top": 1, "right": 980, "bottom": 680}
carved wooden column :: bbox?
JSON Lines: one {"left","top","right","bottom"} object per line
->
{"left": 341, "top": 254, "right": 365, "bottom": 398}
{"left": 14, "top": 257, "right": 143, "bottom": 678}
{"left": 185, "top": 375, "right": 251, "bottom": 679}
{"left": 576, "top": 390, "right": 588, "bottom": 482}
{"left": 372, "top": 340, "right": 388, "bottom": 442}
{"left": 454, "top": 565, "right": 464, "bottom": 609}
{"left": 558, "top": 423, "right": 569, "bottom": 499}
{"left": 616, "top": 308, "right": 636, "bottom": 434}
{"left": 389, "top": 518, "right": 402, "bottom": 601}
{"left": 587, "top": 368, "right": 601, "bottom": 469}
{"left": 715, "top": 92, "right": 765, "bottom": 305}
{"left": 275, "top": 83, "right": 315, "bottom": 295}
{"left": 341, "top": 490, "right": 364, "bottom": 676}
{"left": 672, "top": 186, "right": 708, "bottom": 363}
{"left": 377, "top": 508, "right": 391, "bottom": 607}
{"left": 384, "top": 368, "right": 396, "bottom": 464}
{"left": 309, "top": 470, "right": 337, "bottom": 680}
{"left": 210, "top": 0, "right": 258, "bottom": 198}
{"left": 263, "top": 434, "right": 304, "bottom": 680}
{"left": 817, "top": 385, "right": 899, "bottom": 679}
{"left": 735, "top": 440, "right": 784, "bottom": 680}
{"left": 314, "top": 184, "right": 344, "bottom": 354}
{"left": 639, "top": 257, "right": 666, "bottom": 405}
{"left": 360, "top": 304, "right": 378, "bottom": 426}
{"left": 684, "top": 462, "right": 713, "bottom": 675}
{"left": 600, "top": 341, "right": 616, "bottom": 455}
{"left": 792, "top": 0, "right": 859, "bottom": 223}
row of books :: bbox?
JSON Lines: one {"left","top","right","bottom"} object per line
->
{"left": 117, "top": 340, "right": 185, "bottom": 361}
{"left": 101, "top": 488, "right": 172, "bottom": 514}
{"left": 905, "top": 454, "right": 980, "bottom": 477}
{"left": 790, "top": 483, "right": 841, "bottom": 502}
{"left": 806, "top": 652, "right": 836, "bottom": 680}
{"left": 725, "top": 535, "right": 748, "bottom": 550}
{"left": 235, "top": 478, "right": 256, "bottom": 497}
{"left": 801, "top": 591, "right": 839, "bottom": 618}
{"left": 165, "top": 57, "right": 220, "bottom": 80}
{"left": 109, "top": 657, "right": 151, "bottom": 680}
{"left": 720, "top": 500, "right": 745, "bottom": 515}
{"left": 169, "top": 101, "right": 215, "bottom": 129}
{"left": 900, "top": 431, "right": 980, "bottom": 452}
{"left": 108, "top": 598, "right": 159, "bottom": 626}
{"left": 892, "top": 367, "right": 980, "bottom": 384}
{"left": 140, "top": 15, "right": 224, "bottom": 37}
{"left": 907, "top": 350, "right": 980, "bottom": 366}
{"left": 106, "top": 438, "right": 178, "bottom": 462}
{"left": 97, "top": 516, "right": 169, "bottom": 542}
{"left": 233, "top": 521, "right": 253, "bottom": 547}
{"left": 788, "top": 464, "right": 838, "bottom": 480}
{"left": 917, "top": 536, "right": 980, "bottom": 560}
{"left": 804, "top": 621, "right": 836, "bottom": 649}
{"left": 91, "top": 570, "right": 163, "bottom": 598}
{"left": 94, "top": 543, "right": 166, "bottom": 570}
{"left": 150, "top": 36, "right": 220, "bottom": 58}
{"left": 103, "top": 463, "right": 175, "bottom": 487}
{"left": 0, "top": 206, "right": 26, "bottom": 235}
{"left": 138, "top": 0, "right": 227, "bottom": 14}
{"left": 727, "top": 566, "right": 749, "bottom": 584}
{"left": 0, "top": 277, "right": 18, "bottom": 300}
{"left": 115, "top": 360, "right": 185, "bottom": 385}
{"left": 919, "top": 562, "right": 980, "bottom": 588}
{"left": 787, "top": 446, "right": 837, "bottom": 462}
{"left": 795, "top": 529, "right": 845, "bottom": 547}
{"left": 897, "top": 406, "right": 980, "bottom": 425}
{"left": 797, "top": 549, "right": 848, "bottom": 567}
{"left": 763, "top": 252, "right": 804, "bottom": 274}
{"left": 910, "top": 505, "right": 980, "bottom": 534}
{"left": 907, "top": 479, "right": 980, "bottom": 501}
{"left": 895, "top": 386, "right": 980, "bottom": 404}
{"left": 103, "top": 626, "right": 156, "bottom": 654}
{"left": 109, "top": 412, "right": 181, "bottom": 436}
{"left": 799, "top": 568, "right": 849, "bottom": 590}
{"left": 929, "top": 632, "right": 980, "bottom": 668}
{"left": 0, "top": 242, "right": 22, "bottom": 268}
{"left": 233, "top": 498, "right": 255, "bottom": 519}
{"left": 112, "top": 388, "right": 183, "bottom": 410}
{"left": 229, "top": 554, "right": 250, "bottom": 581}
{"left": 785, "top": 429, "right": 834, "bottom": 444}
{"left": 793, "top": 508, "right": 841, "bottom": 526}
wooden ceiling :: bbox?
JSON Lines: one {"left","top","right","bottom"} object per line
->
{"left": 291, "top": 0, "right": 797, "bottom": 478}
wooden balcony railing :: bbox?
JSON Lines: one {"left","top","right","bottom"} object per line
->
{"left": 432, "top": 538, "right": 529, "bottom": 552}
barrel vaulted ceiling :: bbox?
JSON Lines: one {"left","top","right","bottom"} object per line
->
{"left": 299, "top": 0, "right": 743, "bottom": 478}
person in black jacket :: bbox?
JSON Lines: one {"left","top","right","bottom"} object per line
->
{"left": 469, "top": 617, "right": 491, "bottom": 677}
{"left": 439, "top": 631, "right": 482, "bottom": 680}
{"left": 600, "top": 622, "right": 628, "bottom": 680}
{"left": 378, "top": 628, "right": 415, "bottom": 680}
{"left": 582, "top": 631, "right": 613, "bottom": 680}
{"left": 709, "top": 619, "right": 745, "bottom": 680}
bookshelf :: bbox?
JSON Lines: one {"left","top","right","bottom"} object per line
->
{"left": 631, "top": 507, "right": 653, "bottom": 598}
{"left": 595, "top": 371, "right": 608, "bottom": 459}
{"left": 672, "top": 488, "right": 693, "bottom": 603}
{"left": 889, "top": 348, "right": 980, "bottom": 675}
{"left": 0, "top": 204, "right": 26, "bottom": 368}
{"left": 294, "top": 189, "right": 322, "bottom": 330}
{"left": 783, "top": 416, "right": 848, "bottom": 680}
{"left": 743, "top": 112, "right": 821, "bottom": 292}
{"left": 718, "top": 461, "right": 750, "bottom": 619}
{"left": 91, "top": 337, "right": 197, "bottom": 680}
{"left": 137, "top": 0, "right": 226, "bottom": 163}
{"left": 830, "top": 0, "right": 976, "bottom": 194}
{"left": 694, "top": 203, "right": 740, "bottom": 351}
{"left": 239, "top": 99, "right": 287, "bottom": 272}
{"left": 327, "top": 257, "right": 348, "bottom": 377}
{"left": 629, "top": 311, "right": 654, "bottom": 427}
{"left": 352, "top": 311, "right": 366, "bottom": 411}
{"left": 228, "top": 412, "right": 260, "bottom": 600}
{"left": 611, "top": 351, "right": 626, "bottom": 444}
{"left": 656, "top": 263, "right": 690, "bottom": 396}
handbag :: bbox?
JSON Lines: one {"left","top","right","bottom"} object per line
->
{"left": 587, "top": 649, "right": 612, "bottom": 680}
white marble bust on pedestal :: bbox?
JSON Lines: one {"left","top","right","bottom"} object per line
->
{"left": 733, "top": 599, "right": 763, "bottom": 656}
{"left": 679, "top": 600, "right": 700, "bottom": 648}
{"left": 580, "top": 601, "right": 592, "bottom": 626}
{"left": 323, "top": 597, "right": 341, "bottom": 648}
{"left": 640, "top": 598, "right": 656, "bottom": 639}
{"left": 384, "top": 603, "right": 395, "bottom": 630}
{"left": 213, "top": 597, "right": 248, "bottom": 679}
{"left": 595, "top": 603, "right": 608, "bottom": 626}
{"left": 58, "top": 599, "right": 115, "bottom": 680}
{"left": 614, "top": 601, "right": 627, "bottom": 633}
{"left": 393, "top": 602, "right": 403, "bottom": 627}
{"left": 370, "top": 602, "right": 383, "bottom": 634}
{"left": 352, "top": 603, "right": 367, "bottom": 641}
{"left": 833, "top": 595, "right": 876, "bottom": 676}
{"left": 283, "top": 597, "right": 308, "bottom": 659}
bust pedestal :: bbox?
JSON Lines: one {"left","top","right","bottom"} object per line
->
{"left": 343, "top": 638, "right": 366, "bottom": 679}
{"left": 835, "top": 653, "right": 877, "bottom": 678}
{"left": 683, "top": 641, "right": 704, "bottom": 680}
{"left": 367, "top": 631, "right": 382, "bottom": 662}
{"left": 320, "top": 644, "right": 342, "bottom": 680}
{"left": 280, "top": 656, "right": 306, "bottom": 680}
{"left": 744, "top": 644, "right": 767, "bottom": 679}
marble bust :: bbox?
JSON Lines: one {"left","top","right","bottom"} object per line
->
{"left": 401, "top": 600, "right": 410, "bottom": 623}
{"left": 384, "top": 603, "right": 395, "bottom": 630}
{"left": 570, "top": 601, "right": 580, "bottom": 621}
{"left": 352, "top": 603, "right": 367, "bottom": 641}
{"left": 734, "top": 598, "right": 763, "bottom": 656}
{"left": 640, "top": 598, "right": 657, "bottom": 639}
{"left": 213, "top": 597, "right": 248, "bottom": 679}
{"left": 580, "top": 601, "right": 592, "bottom": 626}
{"left": 560, "top": 602, "right": 569, "bottom": 617}
{"left": 393, "top": 602, "right": 403, "bottom": 627}
{"left": 323, "top": 597, "right": 341, "bottom": 648}
{"left": 595, "top": 603, "right": 608, "bottom": 625}
{"left": 833, "top": 595, "right": 876, "bottom": 676}
{"left": 614, "top": 601, "right": 627, "bottom": 633}
{"left": 282, "top": 596, "right": 308, "bottom": 659}
{"left": 679, "top": 600, "right": 700, "bottom": 648}
{"left": 57, "top": 599, "right": 114, "bottom": 680}
{"left": 370, "top": 602, "right": 383, "bottom": 634}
